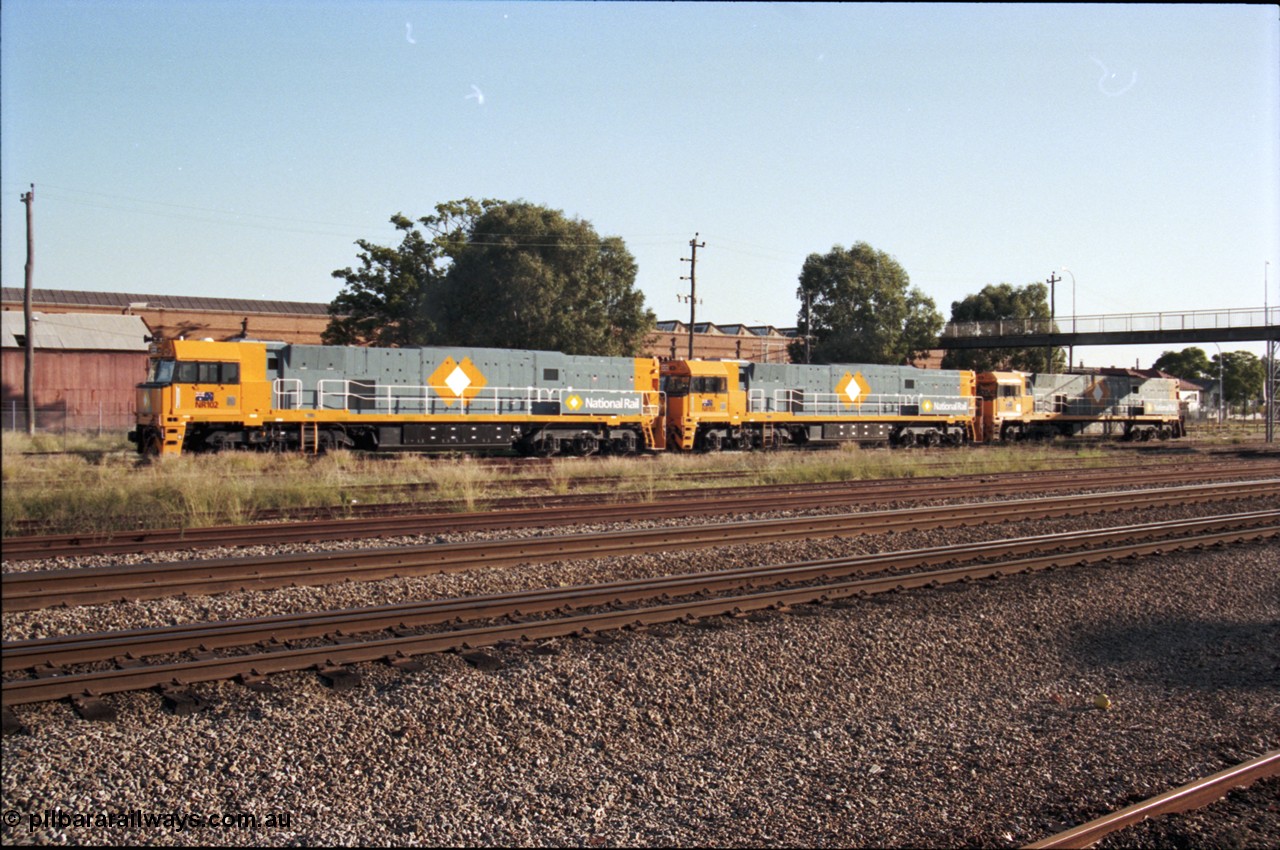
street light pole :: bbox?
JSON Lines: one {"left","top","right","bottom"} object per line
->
{"left": 1266, "top": 260, "right": 1274, "bottom": 443}
{"left": 1212, "top": 342, "right": 1225, "bottom": 426}
{"left": 802, "top": 289, "right": 812, "bottom": 365}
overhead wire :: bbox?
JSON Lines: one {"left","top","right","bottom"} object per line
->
{"left": 3, "top": 184, "right": 798, "bottom": 254}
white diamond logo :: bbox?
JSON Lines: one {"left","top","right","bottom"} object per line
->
{"left": 444, "top": 365, "right": 472, "bottom": 397}
{"left": 844, "top": 384, "right": 861, "bottom": 404}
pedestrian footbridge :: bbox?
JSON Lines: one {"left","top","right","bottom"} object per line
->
{"left": 939, "top": 307, "right": 1278, "bottom": 349}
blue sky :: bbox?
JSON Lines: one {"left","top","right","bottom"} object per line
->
{"left": 2, "top": 2, "right": 1276, "bottom": 368}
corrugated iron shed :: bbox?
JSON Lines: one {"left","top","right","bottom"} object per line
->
{"left": 1, "top": 311, "right": 149, "bottom": 351}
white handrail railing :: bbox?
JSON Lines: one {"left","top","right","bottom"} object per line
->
{"left": 273, "top": 379, "right": 657, "bottom": 417}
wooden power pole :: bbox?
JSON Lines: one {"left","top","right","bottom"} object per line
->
{"left": 21, "top": 184, "right": 35, "bottom": 436}
{"left": 679, "top": 233, "right": 706, "bottom": 358}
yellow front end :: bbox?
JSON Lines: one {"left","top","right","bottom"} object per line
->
{"left": 976, "top": 371, "right": 1033, "bottom": 442}
{"left": 133, "top": 340, "right": 267, "bottom": 456}
{"left": 660, "top": 360, "right": 743, "bottom": 450}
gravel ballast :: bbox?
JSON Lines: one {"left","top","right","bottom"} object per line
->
{"left": 2, "top": 501, "right": 1277, "bottom": 846}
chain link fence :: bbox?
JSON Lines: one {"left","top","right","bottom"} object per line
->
{"left": 2, "top": 400, "right": 134, "bottom": 437}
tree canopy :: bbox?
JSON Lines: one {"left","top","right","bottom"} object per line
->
{"left": 940, "top": 282, "right": 1065, "bottom": 372}
{"left": 323, "top": 214, "right": 443, "bottom": 347}
{"left": 437, "top": 202, "right": 653, "bottom": 356}
{"left": 325, "top": 199, "right": 655, "bottom": 356}
{"left": 1152, "top": 347, "right": 1214, "bottom": 383}
{"left": 1156, "top": 347, "right": 1265, "bottom": 413}
{"left": 790, "top": 242, "right": 943, "bottom": 365}
{"left": 1215, "top": 350, "right": 1265, "bottom": 408}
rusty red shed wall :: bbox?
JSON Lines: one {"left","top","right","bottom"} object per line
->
{"left": 2, "top": 350, "right": 147, "bottom": 431}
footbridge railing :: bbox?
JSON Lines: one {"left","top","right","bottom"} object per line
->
{"left": 941, "top": 306, "right": 1279, "bottom": 348}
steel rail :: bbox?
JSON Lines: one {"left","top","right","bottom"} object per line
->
{"left": 4, "top": 511, "right": 1274, "bottom": 673}
{"left": 3, "top": 520, "right": 1275, "bottom": 708}
{"left": 4, "top": 480, "right": 1276, "bottom": 612}
{"left": 5, "top": 461, "right": 1277, "bottom": 560}
{"left": 1024, "top": 750, "right": 1280, "bottom": 849}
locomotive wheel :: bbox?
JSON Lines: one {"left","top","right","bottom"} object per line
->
{"left": 571, "top": 433, "right": 599, "bottom": 457}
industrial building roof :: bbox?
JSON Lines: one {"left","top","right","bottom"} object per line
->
{"left": 0, "top": 287, "right": 330, "bottom": 316}
{"left": 656, "top": 319, "right": 795, "bottom": 337}
{"left": 1, "top": 311, "right": 150, "bottom": 351}
{"left": 0, "top": 289, "right": 798, "bottom": 341}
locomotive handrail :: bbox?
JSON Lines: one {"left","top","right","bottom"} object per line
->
{"left": 303, "top": 379, "right": 651, "bottom": 418}
{"left": 747, "top": 389, "right": 772, "bottom": 413}
{"left": 273, "top": 378, "right": 304, "bottom": 410}
{"left": 641, "top": 390, "right": 665, "bottom": 418}
{"left": 1032, "top": 396, "right": 1181, "bottom": 416}
{"left": 768, "top": 390, "right": 975, "bottom": 417}
{"left": 771, "top": 389, "right": 911, "bottom": 416}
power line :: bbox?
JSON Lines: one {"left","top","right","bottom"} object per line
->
{"left": 21, "top": 183, "right": 390, "bottom": 232}
{"left": 34, "top": 195, "right": 388, "bottom": 240}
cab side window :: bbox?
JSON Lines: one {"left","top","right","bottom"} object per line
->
{"left": 175, "top": 361, "right": 240, "bottom": 383}
{"left": 692, "top": 377, "right": 727, "bottom": 393}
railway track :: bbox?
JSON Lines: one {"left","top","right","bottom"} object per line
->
{"left": 1026, "top": 750, "right": 1280, "bottom": 849}
{"left": 6, "top": 460, "right": 1277, "bottom": 560}
{"left": 3, "top": 478, "right": 1276, "bottom": 613}
{"left": 3, "top": 509, "right": 1274, "bottom": 710}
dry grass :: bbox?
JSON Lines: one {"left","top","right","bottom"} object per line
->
{"left": 2, "top": 439, "right": 1120, "bottom": 538}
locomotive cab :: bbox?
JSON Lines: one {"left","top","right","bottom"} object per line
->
{"left": 977, "top": 371, "right": 1034, "bottom": 441}
{"left": 660, "top": 360, "right": 747, "bottom": 451}
{"left": 130, "top": 340, "right": 268, "bottom": 455}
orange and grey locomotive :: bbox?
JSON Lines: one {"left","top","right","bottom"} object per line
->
{"left": 977, "top": 371, "right": 1184, "bottom": 442}
{"left": 130, "top": 339, "right": 662, "bottom": 456}
{"left": 660, "top": 359, "right": 977, "bottom": 451}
